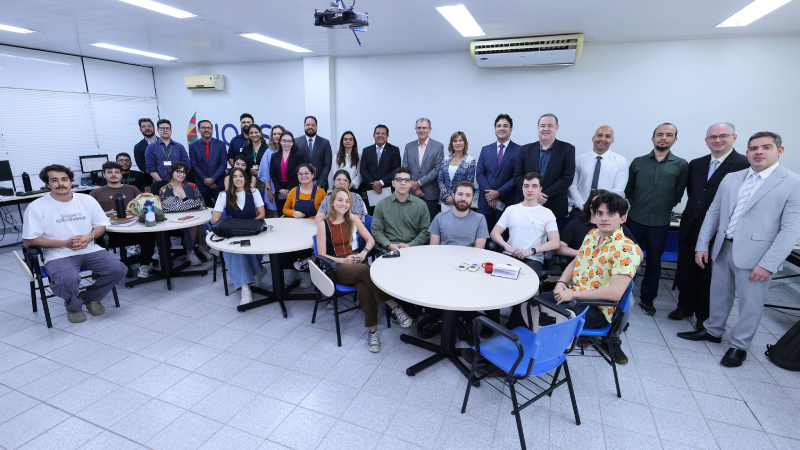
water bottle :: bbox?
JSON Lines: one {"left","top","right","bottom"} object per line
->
{"left": 114, "top": 192, "right": 126, "bottom": 218}
{"left": 22, "top": 172, "right": 32, "bottom": 192}
{"left": 144, "top": 200, "right": 156, "bottom": 227}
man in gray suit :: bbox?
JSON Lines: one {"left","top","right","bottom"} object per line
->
{"left": 678, "top": 131, "right": 800, "bottom": 367}
{"left": 402, "top": 118, "right": 444, "bottom": 221}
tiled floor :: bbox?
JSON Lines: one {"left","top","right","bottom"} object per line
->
{"left": 2, "top": 247, "right": 800, "bottom": 450}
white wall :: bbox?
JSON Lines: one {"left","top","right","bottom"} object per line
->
{"left": 153, "top": 60, "right": 306, "bottom": 148}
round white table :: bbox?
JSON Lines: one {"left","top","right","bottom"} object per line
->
{"left": 370, "top": 245, "right": 540, "bottom": 378}
{"left": 206, "top": 218, "right": 318, "bottom": 314}
{"left": 106, "top": 209, "right": 212, "bottom": 289}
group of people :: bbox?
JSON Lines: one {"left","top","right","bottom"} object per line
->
{"left": 20, "top": 111, "right": 800, "bottom": 367}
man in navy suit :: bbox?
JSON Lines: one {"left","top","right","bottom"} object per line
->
{"left": 189, "top": 119, "right": 228, "bottom": 206}
{"left": 513, "top": 113, "right": 576, "bottom": 229}
{"left": 361, "top": 124, "right": 402, "bottom": 215}
{"left": 295, "top": 116, "right": 332, "bottom": 190}
{"left": 671, "top": 123, "right": 749, "bottom": 330}
{"left": 476, "top": 114, "right": 520, "bottom": 232}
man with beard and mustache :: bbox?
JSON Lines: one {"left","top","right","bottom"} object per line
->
{"left": 189, "top": 119, "right": 227, "bottom": 206}
{"left": 429, "top": 181, "right": 489, "bottom": 248}
{"left": 625, "top": 123, "right": 688, "bottom": 315}
{"left": 133, "top": 118, "right": 157, "bottom": 189}
{"left": 295, "top": 116, "right": 333, "bottom": 190}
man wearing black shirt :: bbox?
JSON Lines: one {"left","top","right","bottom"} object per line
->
{"left": 133, "top": 118, "right": 157, "bottom": 188}
{"left": 228, "top": 113, "right": 254, "bottom": 167}
{"left": 109, "top": 152, "right": 149, "bottom": 193}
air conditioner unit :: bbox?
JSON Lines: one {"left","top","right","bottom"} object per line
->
{"left": 184, "top": 74, "right": 225, "bottom": 91}
{"left": 470, "top": 34, "right": 584, "bottom": 68}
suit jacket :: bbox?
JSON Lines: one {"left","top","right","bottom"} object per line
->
{"left": 513, "top": 139, "right": 576, "bottom": 218}
{"left": 188, "top": 138, "right": 228, "bottom": 188}
{"left": 296, "top": 135, "right": 332, "bottom": 189}
{"left": 133, "top": 138, "right": 154, "bottom": 186}
{"left": 402, "top": 138, "right": 445, "bottom": 200}
{"left": 679, "top": 149, "right": 749, "bottom": 240}
{"left": 360, "top": 143, "right": 402, "bottom": 189}
{"left": 476, "top": 140, "right": 521, "bottom": 209}
{"left": 697, "top": 164, "right": 800, "bottom": 272}
{"left": 269, "top": 150, "right": 310, "bottom": 193}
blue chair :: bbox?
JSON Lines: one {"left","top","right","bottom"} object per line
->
{"left": 641, "top": 231, "right": 679, "bottom": 288}
{"left": 572, "top": 280, "right": 635, "bottom": 398}
{"left": 462, "top": 298, "right": 587, "bottom": 450}
{"left": 19, "top": 246, "right": 120, "bottom": 328}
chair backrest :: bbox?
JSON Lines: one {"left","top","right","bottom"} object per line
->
{"left": 364, "top": 214, "right": 373, "bottom": 231}
{"left": 312, "top": 235, "right": 318, "bottom": 257}
{"left": 308, "top": 257, "right": 336, "bottom": 297}
{"left": 617, "top": 280, "right": 635, "bottom": 314}
{"left": 523, "top": 309, "right": 587, "bottom": 376}
{"left": 152, "top": 180, "right": 168, "bottom": 194}
{"left": 12, "top": 251, "right": 34, "bottom": 282}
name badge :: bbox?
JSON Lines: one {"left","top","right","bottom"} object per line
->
{"left": 253, "top": 165, "right": 259, "bottom": 170}
{"left": 163, "top": 161, "right": 172, "bottom": 166}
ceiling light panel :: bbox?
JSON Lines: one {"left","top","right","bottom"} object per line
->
{"left": 717, "top": 0, "right": 793, "bottom": 27}
{"left": 119, "top": 0, "right": 197, "bottom": 19}
{"left": 436, "top": 4, "right": 485, "bottom": 37}
{"left": 0, "top": 23, "right": 37, "bottom": 34}
{"left": 91, "top": 43, "right": 178, "bottom": 60}
{"left": 239, "top": 33, "right": 313, "bottom": 53}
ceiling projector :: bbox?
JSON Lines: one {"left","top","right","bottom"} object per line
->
{"left": 314, "top": 0, "right": 368, "bottom": 30}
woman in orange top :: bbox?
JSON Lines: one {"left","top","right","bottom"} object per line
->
{"left": 283, "top": 163, "right": 326, "bottom": 218}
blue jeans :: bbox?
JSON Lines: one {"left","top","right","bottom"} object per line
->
{"left": 181, "top": 223, "right": 213, "bottom": 253}
{"left": 223, "top": 252, "right": 262, "bottom": 290}
{"left": 626, "top": 218, "right": 670, "bottom": 301}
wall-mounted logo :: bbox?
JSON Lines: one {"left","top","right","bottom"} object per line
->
{"left": 187, "top": 113, "right": 272, "bottom": 147}
{"left": 187, "top": 112, "right": 198, "bottom": 144}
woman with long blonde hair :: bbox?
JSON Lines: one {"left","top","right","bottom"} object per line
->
{"left": 315, "top": 186, "right": 412, "bottom": 353}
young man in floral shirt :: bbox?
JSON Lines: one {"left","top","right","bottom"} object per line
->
{"left": 540, "top": 191, "right": 642, "bottom": 363}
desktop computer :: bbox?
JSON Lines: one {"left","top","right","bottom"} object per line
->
{"left": 79, "top": 154, "right": 109, "bottom": 186}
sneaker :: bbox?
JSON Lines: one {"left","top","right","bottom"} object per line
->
{"left": 639, "top": 298, "right": 656, "bottom": 315}
{"left": 391, "top": 306, "right": 413, "bottom": 328}
{"left": 67, "top": 310, "right": 87, "bottom": 323}
{"left": 197, "top": 246, "right": 213, "bottom": 260}
{"left": 283, "top": 269, "right": 298, "bottom": 285}
{"left": 240, "top": 285, "right": 253, "bottom": 305}
{"left": 188, "top": 251, "right": 201, "bottom": 266}
{"left": 612, "top": 345, "right": 629, "bottom": 365}
{"left": 79, "top": 291, "right": 105, "bottom": 316}
{"left": 125, "top": 245, "right": 140, "bottom": 256}
{"left": 458, "top": 318, "right": 475, "bottom": 347}
{"left": 294, "top": 258, "right": 310, "bottom": 271}
{"left": 137, "top": 265, "right": 151, "bottom": 278}
{"left": 326, "top": 300, "right": 335, "bottom": 310}
{"left": 254, "top": 271, "right": 262, "bottom": 288}
{"left": 367, "top": 330, "right": 381, "bottom": 353}
{"left": 299, "top": 272, "right": 312, "bottom": 289}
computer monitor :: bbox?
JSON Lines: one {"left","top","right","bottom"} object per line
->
{"left": 79, "top": 155, "right": 108, "bottom": 173}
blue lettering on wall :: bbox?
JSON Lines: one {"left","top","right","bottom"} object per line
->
{"left": 211, "top": 123, "right": 272, "bottom": 147}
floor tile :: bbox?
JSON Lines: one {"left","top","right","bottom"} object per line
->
{"left": 340, "top": 390, "right": 400, "bottom": 433}
{"left": 46, "top": 377, "right": 119, "bottom": 415}
{"left": 317, "top": 420, "right": 381, "bottom": 450}
{"left": 78, "top": 430, "right": 144, "bottom": 450}
{"left": 191, "top": 383, "right": 256, "bottom": 423}
{"left": 229, "top": 360, "right": 285, "bottom": 394}
{"left": 96, "top": 354, "right": 160, "bottom": 385}
{"left": 17, "top": 366, "right": 90, "bottom": 402}
{"left": 387, "top": 403, "right": 446, "bottom": 449}
{"left": 109, "top": 399, "right": 185, "bottom": 444}
{"left": 602, "top": 425, "right": 662, "bottom": 450}
{"left": 199, "top": 426, "right": 264, "bottom": 450}
{"left": 146, "top": 412, "right": 223, "bottom": 450}
{"left": 263, "top": 370, "right": 321, "bottom": 404}
{"left": 157, "top": 373, "right": 223, "bottom": 409}
{"left": 16, "top": 416, "right": 101, "bottom": 450}
{"left": 0, "top": 391, "right": 40, "bottom": 425}
{"left": 76, "top": 387, "right": 152, "bottom": 429}
{"left": 269, "top": 407, "right": 337, "bottom": 450}
{"left": 599, "top": 398, "right": 658, "bottom": 437}
{"left": 299, "top": 379, "right": 359, "bottom": 418}
{"left": 166, "top": 343, "right": 222, "bottom": 371}
{"left": 228, "top": 395, "right": 295, "bottom": 439}
{"left": 681, "top": 367, "right": 742, "bottom": 400}
{"left": 435, "top": 415, "right": 494, "bottom": 450}
{"left": 707, "top": 420, "right": 776, "bottom": 450}
{"left": 729, "top": 377, "right": 797, "bottom": 411}
{"left": 195, "top": 352, "right": 253, "bottom": 382}
{"left": 126, "top": 363, "right": 190, "bottom": 397}
{"left": 549, "top": 413, "right": 605, "bottom": 450}
{"left": 361, "top": 366, "right": 414, "bottom": 402}
{"left": 693, "top": 391, "right": 762, "bottom": 430}
{"left": 747, "top": 402, "right": 800, "bottom": 440}
{"left": 642, "top": 380, "right": 702, "bottom": 417}
{"left": 0, "top": 403, "right": 70, "bottom": 450}
{"left": 651, "top": 407, "right": 719, "bottom": 450}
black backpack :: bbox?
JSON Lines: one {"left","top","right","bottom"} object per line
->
{"left": 765, "top": 320, "right": 800, "bottom": 371}
{"left": 209, "top": 217, "right": 269, "bottom": 241}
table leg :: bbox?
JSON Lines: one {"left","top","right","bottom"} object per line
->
{"left": 237, "top": 253, "right": 315, "bottom": 315}
{"left": 401, "top": 310, "right": 471, "bottom": 378}
{"left": 124, "top": 231, "right": 208, "bottom": 289}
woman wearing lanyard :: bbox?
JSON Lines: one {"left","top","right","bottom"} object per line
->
{"left": 258, "top": 125, "right": 286, "bottom": 218}
{"left": 334, "top": 131, "right": 361, "bottom": 193}
{"left": 211, "top": 168, "right": 266, "bottom": 305}
{"left": 242, "top": 125, "right": 269, "bottom": 192}
{"left": 437, "top": 131, "right": 476, "bottom": 214}
{"left": 269, "top": 130, "right": 309, "bottom": 215}
{"left": 158, "top": 162, "right": 211, "bottom": 266}
{"left": 316, "top": 187, "right": 413, "bottom": 353}
{"left": 224, "top": 155, "right": 258, "bottom": 190}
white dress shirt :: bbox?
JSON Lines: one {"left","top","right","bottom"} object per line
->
{"left": 568, "top": 150, "right": 629, "bottom": 210}
{"left": 336, "top": 153, "right": 362, "bottom": 189}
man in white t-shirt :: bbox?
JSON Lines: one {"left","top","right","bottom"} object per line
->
{"left": 23, "top": 165, "right": 127, "bottom": 324}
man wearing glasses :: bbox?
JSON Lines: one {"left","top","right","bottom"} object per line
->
{"left": 133, "top": 118, "right": 157, "bottom": 188}
{"left": 112, "top": 152, "right": 149, "bottom": 193}
{"left": 372, "top": 167, "right": 431, "bottom": 251}
{"left": 671, "top": 123, "right": 749, "bottom": 330}
{"left": 144, "top": 119, "right": 191, "bottom": 187}
{"left": 189, "top": 119, "right": 228, "bottom": 206}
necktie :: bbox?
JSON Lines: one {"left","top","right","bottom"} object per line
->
{"left": 707, "top": 159, "right": 719, "bottom": 181}
{"left": 497, "top": 143, "right": 505, "bottom": 167}
{"left": 308, "top": 138, "right": 314, "bottom": 157}
{"left": 376, "top": 146, "right": 383, "bottom": 165}
{"left": 726, "top": 172, "right": 759, "bottom": 239}
{"left": 205, "top": 142, "right": 210, "bottom": 164}
{"left": 590, "top": 155, "right": 602, "bottom": 190}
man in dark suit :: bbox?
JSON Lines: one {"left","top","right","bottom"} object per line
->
{"left": 671, "top": 123, "right": 749, "bottom": 330}
{"left": 476, "top": 114, "right": 520, "bottom": 232}
{"left": 189, "top": 120, "right": 228, "bottom": 206}
{"left": 133, "top": 118, "right": 157, "bottom": 189}
{"left": 295, "top": 115, "right": 332, "bottom": 190}
{"left": 360, "top": 124, "right": 402, "bottom": 215}
{"left": 513, "top": 113, "right": 576, "bottom": 229}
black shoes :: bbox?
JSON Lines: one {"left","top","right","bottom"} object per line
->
{"left": 676, "top": 328, "right": 722, "bottom": 343}
{"left": 639, "top": 299, "right": 656, "bottom": 315}
{"left": 668, "top": 308, "right": 693, "bottom": 320}
{"left": 695, "top": 319, "right": 706, "bottom": 331}
{"left": 721, "top": 348, "right": 747, "bottom": 367}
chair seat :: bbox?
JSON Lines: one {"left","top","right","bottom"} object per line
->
{"left": 578, "top": 324, "right": 612, "bottom": 336}
{"left": 336, "top": 284, "right": 357, "bottom": 293}
{"left": 662, "top": 252, "right": 678, "bottom": 262}
{"left": 476, "top": 326, "right": 568, "bottom": 377}
{"left": 39, "top": 267, "right": 91, "bottom": 278}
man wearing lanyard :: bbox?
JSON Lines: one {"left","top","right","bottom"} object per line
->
{"left": 228, "top": 113, "right": 254, "bottom": 167}
{"left": 144, "top": 119, "right": 191, "bottom": 187}
{"left": 189, "top": 119, "right": 227, "bottom": 206}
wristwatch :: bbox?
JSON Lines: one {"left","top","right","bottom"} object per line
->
{"left": 89, "top": 233, "right": 96, "bottom": 240}
{"left": 531, "top": 247, "right": 537, "bottom": 255}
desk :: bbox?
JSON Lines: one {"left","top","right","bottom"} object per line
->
{"left": 206, "top": 218, "right": 317, "bottom": 315}
{"left": 370, "top": 246, "right": 539, "bottom": 378}
{"left": 0, "top": 187, "right": 100, "bottom": 223}
{"left": 107, "top": 209, "right": 212, "bottom": 289}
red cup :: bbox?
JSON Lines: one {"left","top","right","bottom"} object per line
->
{"left": 482, "top": 262, "right": 494, "bottom": 273}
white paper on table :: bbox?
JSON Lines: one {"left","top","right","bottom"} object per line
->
{"left": 367, "top": 189, "right": 392, "bottom": 205}
{"left": 491, "top": 264, "right": 520, "bottom": 280}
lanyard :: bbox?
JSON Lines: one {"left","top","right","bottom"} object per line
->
{"left": 122, "top": 173, "right": 131, "bottom": 185}
{"left": 160, "top": 142, "right": 174, "bottom": 160}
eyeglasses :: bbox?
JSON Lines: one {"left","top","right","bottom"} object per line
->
{"left": 140, "top": 124, "right": 154, "bottom": 129}
{"left": 393, "top": 177, "right": 412, "bottom": 183}
{"left": 495, "top": 124, "right": 511, "bottom": 129}
{"left": 117, "top": 158, "right": 131, "bottom": 163}
{"left": 199, "top": 126, "right": 212, "bottom": 130}
{"left": 706, "top": 134, "right": 732, "bottom": 141}
{"left": 173, "top": 170, "right": 186, "bottom": 175}
{"left": 158, "top": 127, "right": 171, "bottom": 131}
{"left": 297, "top": 172, "right": 312, "bottom": 176}
{"left": 415, "top": 127, "right": 429, "bottom": 131}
